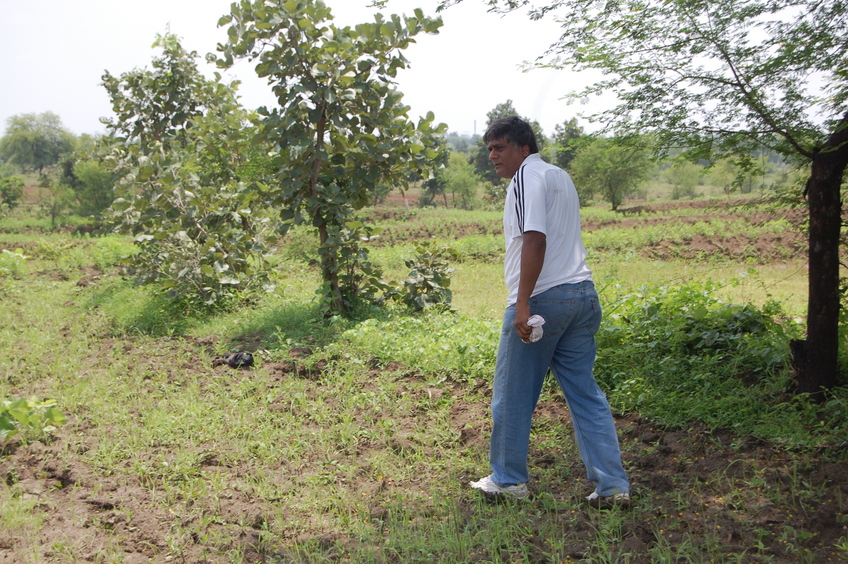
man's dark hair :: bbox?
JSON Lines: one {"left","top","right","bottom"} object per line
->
{"left": 483, "top": 116, "right": 539, "bottom": 154}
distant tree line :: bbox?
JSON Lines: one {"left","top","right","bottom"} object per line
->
{"left": 424, "top": 100, "right": 798, "bottom": 212}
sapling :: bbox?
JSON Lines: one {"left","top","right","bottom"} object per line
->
{"left": 0, "top": 397, "right": 67, "bottom": 444}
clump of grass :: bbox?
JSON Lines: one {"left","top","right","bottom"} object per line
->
{"left": 323, "top": 311, "right": 499, "bottom": 383}
{"left": 0, "top": 248, "right": 27, "bottom": 278}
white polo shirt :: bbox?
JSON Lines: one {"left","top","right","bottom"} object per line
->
{"left": 503, "top": 153, "right": 592, "bottom": 305}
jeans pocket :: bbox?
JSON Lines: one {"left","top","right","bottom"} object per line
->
{"left": 588, "top": 297, "right": 603, "bottom": 335}
{"left": 530, "top": 297, "right": 576, "bottom": 336}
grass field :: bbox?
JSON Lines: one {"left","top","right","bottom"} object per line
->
{"left": 1, "top": 194, "right": 846, "bottom": 563}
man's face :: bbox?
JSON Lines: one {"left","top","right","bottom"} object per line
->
{"left": 487, "top": 137, "right": 530, "bottom": 179}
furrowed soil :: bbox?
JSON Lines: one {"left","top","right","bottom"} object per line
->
{"left": 1, "top": 198, "right": 846, "bottom": 563}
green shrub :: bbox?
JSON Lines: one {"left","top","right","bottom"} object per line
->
{"left": 0, "top": 397, "right": 67, "bottom": 444}
{"left": 390, "top": 241, "right": 461, "bottom": 312}
{"left": 0, "top": 175, "right": 24, "bottom": 216}
{"left": 0, "top": 248, "right": 27, "bottom": 278}
{"left": 590, "top": 281, "right": 848, "bottom": 450}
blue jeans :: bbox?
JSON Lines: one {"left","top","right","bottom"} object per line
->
{"left": 489, "top": 280, "right": 630, "bottom": 496}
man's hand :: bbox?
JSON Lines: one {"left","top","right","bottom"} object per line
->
{"left": 514, "top": 302, "right": 533, "bottom": 342}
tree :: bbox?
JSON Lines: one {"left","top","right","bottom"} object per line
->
{"left": 441, "top": 0, "right": 848, "bottom": 396}
{"left": 569, "top": 136, "right": 653, "bottom": 210}
{"left": 709, "top": 158, "right": 760, "bottom": 198}
{"left": 436, "top": 151, "right": 481, "bottom": 209}
{"left": 57, "top": 134, "right": 118, "bottom": 217}
{"left": 0, "top": 175, "right": 24, "bottom": 217}
{"left": 664, "top": 161, "right": 702, "bottom": 200}
{"left": 0, "top": 112, "right": 76, "bottom": 172}
{"left": 550, "top": 117, "right": 584, "bottom": 171}
{"left": 420, "top": 136, "right": 453, "bottom": 207}
{"left": 102, "top": 33, "right": 272, "bottom": 306}
{"left": 218, "top": 1, "right": 446, "bottom": 317}
{"left": 70, "top": 160, "right": 117, "bottom": 217}
{"left": 37, "top": 171, "right": 76, "bottom": 230}
{"left": 471, "top": 100, "right": 547, "bottom": 184}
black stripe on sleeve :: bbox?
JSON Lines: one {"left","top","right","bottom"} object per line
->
{"left": 513, "top": 165, "right": 526, "bottom": 233}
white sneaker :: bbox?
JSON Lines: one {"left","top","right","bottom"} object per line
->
{"left": 470, "top": 475, "right": 529, "bottom": 500}
{"left": 586, "top": 491, "right": 630, "bottom": 508}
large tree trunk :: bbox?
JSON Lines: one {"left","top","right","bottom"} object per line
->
{"left": 800, "top": 114, "right": 848, "bottom": 397}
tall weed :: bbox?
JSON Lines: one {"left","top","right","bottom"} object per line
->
{"left": 0, "top": 248, "right": 27, "bottom": 278}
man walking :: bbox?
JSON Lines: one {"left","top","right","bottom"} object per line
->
{"left": 470, "top": 116, "right": 630, "bottom": 506}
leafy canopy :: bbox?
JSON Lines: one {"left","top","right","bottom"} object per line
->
{"left": 550, "top": 117, "right": 584, "bottom": 171}
{"left": 569, "top": 136, "right": 654, "bottom": 210}
{"left": 442, "top": 0, "right": 844, "bottom": 160}
{"left": 485, "top": 1, "right": 843, "bottom": 162}
{"left": 102, "top": 33, "right": 272, "bottom": 306}
{"left": 0, "top": 112, "right": 76, "bottom": 172}
{"left": 217, "top": 0, "right": 447, "bottom": 316}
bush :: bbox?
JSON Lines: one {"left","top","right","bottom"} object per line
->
{"left": 0, "top": 248, "right": 27, "bottom": 279}
{"left": 590, "top": 281, "right": 846, "bottom": 448}
{"left": 0, "top": 397, "right": 67, "bottom": 444}
{"left": 391, "top": 241, "right": 460, "bottom": 312}
{"left": 0, "top": 175, "right": 24, "bottom": 216}
{"left": 72, "top": 159, "right": 116, "bottom": 216}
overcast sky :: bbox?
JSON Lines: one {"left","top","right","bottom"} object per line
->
{"left": 0, "top": 0, "right": 601, "bottom": 138}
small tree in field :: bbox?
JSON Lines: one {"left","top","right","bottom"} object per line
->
{"left": 69, "top": 159, "right": 116, "bottom": 217}
{"left": 664, "top": 161, "right": 702, "bottom": 200}
{"left": 428, "top": 152, "right": 481, "bottom": 210}
{"left": 218, "top": 1, "right": 446, "bottom": 317}
{"left": 58, "top": 134, "right": 117, "bottom": 218}
{"left": 0, "top": 175, "right": 24, "bottom": 217}
{"left": 37, "top": 171, "right": 75, "bottom": 231}
{"left": 102, "top": 33, "right": 272, "bottom": 306}
{"left": 550, "top": 117, "right": 584, "bottom": 172}
{"left": 569, "top": 136, "right": 653, "bottom": 210}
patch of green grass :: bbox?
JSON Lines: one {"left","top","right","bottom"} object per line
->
{"left": 0, "top": 482, "right": 48, "bottom": 537}
{"left": 0, "top": 212, "right": 90, "bottom": 235}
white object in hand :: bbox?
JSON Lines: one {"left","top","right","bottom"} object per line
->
{"left": 527, "top": 315, "right": 545, "bottom": 342}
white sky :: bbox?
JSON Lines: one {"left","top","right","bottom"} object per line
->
{"left": 0, "top": 0, "right": 600, "bottom": 138}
